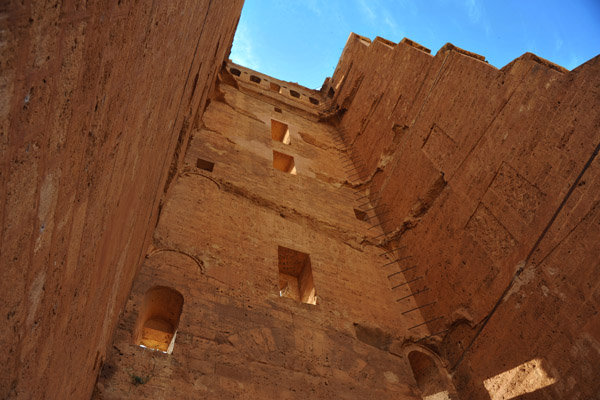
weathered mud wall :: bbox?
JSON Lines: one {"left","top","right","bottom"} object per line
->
{"left": 93, "top": 66, "right": 439, "bottom": 399}
{"left": 0, "top": 1, "right": 243, "bottom": 398}
{"left": 326, "top": 33, "right": 600, "bottom": 398}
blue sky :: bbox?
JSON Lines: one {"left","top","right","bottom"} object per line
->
{"left": 230, "top": 0, "right": 600, "bottom": 89}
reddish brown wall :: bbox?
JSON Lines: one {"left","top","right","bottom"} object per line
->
{"left": 0, "top": 1, "right": 243, "bottom": 398}
{"left": 93, "top": 66, "right": 429, "bottom": 399}
{"left": 327, "top": 33, "right": 600, "bottom": 398}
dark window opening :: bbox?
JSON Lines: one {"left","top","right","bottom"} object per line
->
{"left": 229, "top": 68, "right": 241, "bottom": 76}
{"left": 289, "top": 90, "right": 300, "bottom": 98}
{"left": 274, "top": 107, "right": 282, "bottom": 113}
{"left": 250, "top": 75, "right": 261, "bottom": 84}
{"left": 309, "top": 97, "right": 320, "bottom": 105}
{"left": 353, "top": 208, "right": 368, "bottom": 221}
{"left": 196, "top": 158, "right": 214, "bottom": 172}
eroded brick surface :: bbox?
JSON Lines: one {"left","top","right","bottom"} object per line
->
{"left": 94, "top": 67, "right": 427, "bottom": 399}
{"left": 3, "top": 7, "right": 598, "bottom": 398}
{"left": 326, "top": 34, "right": 600, "bottom": 399}
{"left": 1, "top": 2, "right": 243, "bottom": 398}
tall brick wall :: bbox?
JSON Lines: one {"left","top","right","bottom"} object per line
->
{"left": 93, "top": 66, "right": 441, "bottom": 399}
{"left": 326, "top": 33, "right": 600, "bottom": 398}
{"left": 0, "top": 1, "right": 243, "bottom": 398}
{"left": 3, "top": 4, "right": 597, "bottom": 397}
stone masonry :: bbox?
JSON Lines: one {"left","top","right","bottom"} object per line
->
{"left": 2, "top": 3, "right": 599, "bottom": 399}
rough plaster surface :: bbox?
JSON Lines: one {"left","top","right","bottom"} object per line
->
{"left": 94, "top": 67, "right": 432, "bottom": 399}
{"left": 0, "top": 1, "right": 243, "bottom": 398}
{"left": 326, "top": 33, "right": 600, "bottom": 399}
{"left": 2, "top": 5, "right": 598, "bottom": 397}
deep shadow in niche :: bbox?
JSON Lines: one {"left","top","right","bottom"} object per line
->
{"left": 408, "top": 350, "right": 454, "bottom": 399}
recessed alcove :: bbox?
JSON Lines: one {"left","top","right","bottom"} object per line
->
{"left": 270, "top": 82, "right": 281, "bottom": 92}
{"left": 353, "top": 208, "right": 368, "bottom": 221}
{"left": 408, "top": 350, "right": 451, "bottom": 399}
{"left": 271, "top": 119, "right": 291, "bottom": 144}
{"left": 134, "top": 286, "right": 184, "bottom": 354}
{"left": 278, "top": 246, "right": 317, "bottom": 305}
{"left": 309, "top": 97, "right": 319, "bottom": 105}
{"left": 229, "top": 68, "right": 241, "bottom": 76}
{"left": 196, "top": 158, "right": 214, "bottom": 172}
{"left": 250, "top": 75, "right": 261, "bottom": 84}
{"left": 289, "top": 89, "right": 300, "bottom": 98}
{"left": 273, "top": 150, "right": 296, "bottom": 174}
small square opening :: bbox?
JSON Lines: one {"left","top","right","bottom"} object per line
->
{"left": 271, "top": 119, "right": 291, "bottom": 144}
{"left": 309, "top": 97, "right": 320, "bottom": 105}
{"left": 273, "top": 150, "right": 296, "bottom": 174}
{"left": 274, "top": 107, "right": 282, "bottom": 113}
{"left": 289, "top": 90, "right": 300, "bottom": 98}
{"left": 353, "top": 208, "right": 368, "bottom": 221}
{"left": 196, "top": 158, "right": 214, "bottom": 172}
{"left": 250, "top": 75, "right": 261, "bottom": 84}
{"left": 278, "top": 246, "right": 317, "bottom": 305}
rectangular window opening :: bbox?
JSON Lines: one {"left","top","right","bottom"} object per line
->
{"left": 250, "top": 75, "right": 261, "bottom": 84}
{"left": 309, "top": 97, "right": 320, "bottom": 105}
{"left": 354, "top": 208, "right": 368, "bottom": 221}
{"left": 196, "top": 158, "right": 214, "bottom": 172}
{"left": 271, "top": 119, "right": 291, "bottom": 144}
{"left": 274, "top": 107, "right": 282, "bottom": 113}
{"left": 270, "top": 82, "right": 281, "bottom": 92}
{"left": 273, "top": 150, "right": 296, "bottom": 174}
{"left": 278, "top": 246, "right": 317, "bottom": 305}
{"left": 289, "top": 89, "right": 300, "bottom": 98}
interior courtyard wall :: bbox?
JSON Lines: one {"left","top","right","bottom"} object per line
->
{"left": 0, "top": 1, "right": 243, "bottom": 398}
{"left": 93, "top": 67, "right": 444, "bottom": 399}
{"left": 326, "top": 34, "right": 600, "bottom": 398}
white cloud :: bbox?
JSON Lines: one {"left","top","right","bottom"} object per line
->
{"left": 230, "top": 20, "right": 260, "bottom": 70}
{"left": 357, "top": 0, "right": 376, "bottom": 22}
{"left": 355, "top": 0, "right": 407, "bottom": 39}
{"left": 464, "top": 0, "right": 492, "bottom": 37}
{"left": 555, "top": 37, "right": 563, "bottom": 52}
{"left": 465, "top": 0, "right": 481, "bottom": 23}
{"left": 383, "top": 12, "right": 405, "bottom": 39}
{"left": 306, "top": 0, "right": 322, "bottom": 16}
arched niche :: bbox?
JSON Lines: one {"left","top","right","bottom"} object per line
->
{"left": 404, "top": 345, "right": 457, "bottom": 399}
{"left": 134, "top": 286, "right": 184, "bottom": 354}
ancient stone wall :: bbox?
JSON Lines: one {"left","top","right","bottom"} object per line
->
{"left": 93, "top": 65, "right": 445, "bottom": 399}
{"left": 326, "top": 33, "right": 600, "bottom": 399}
{"left": 3, "top": 4, "right": 597, "bottom": 396}
{"left": 0, "top": 1, "right": 243, "bottom": 398}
